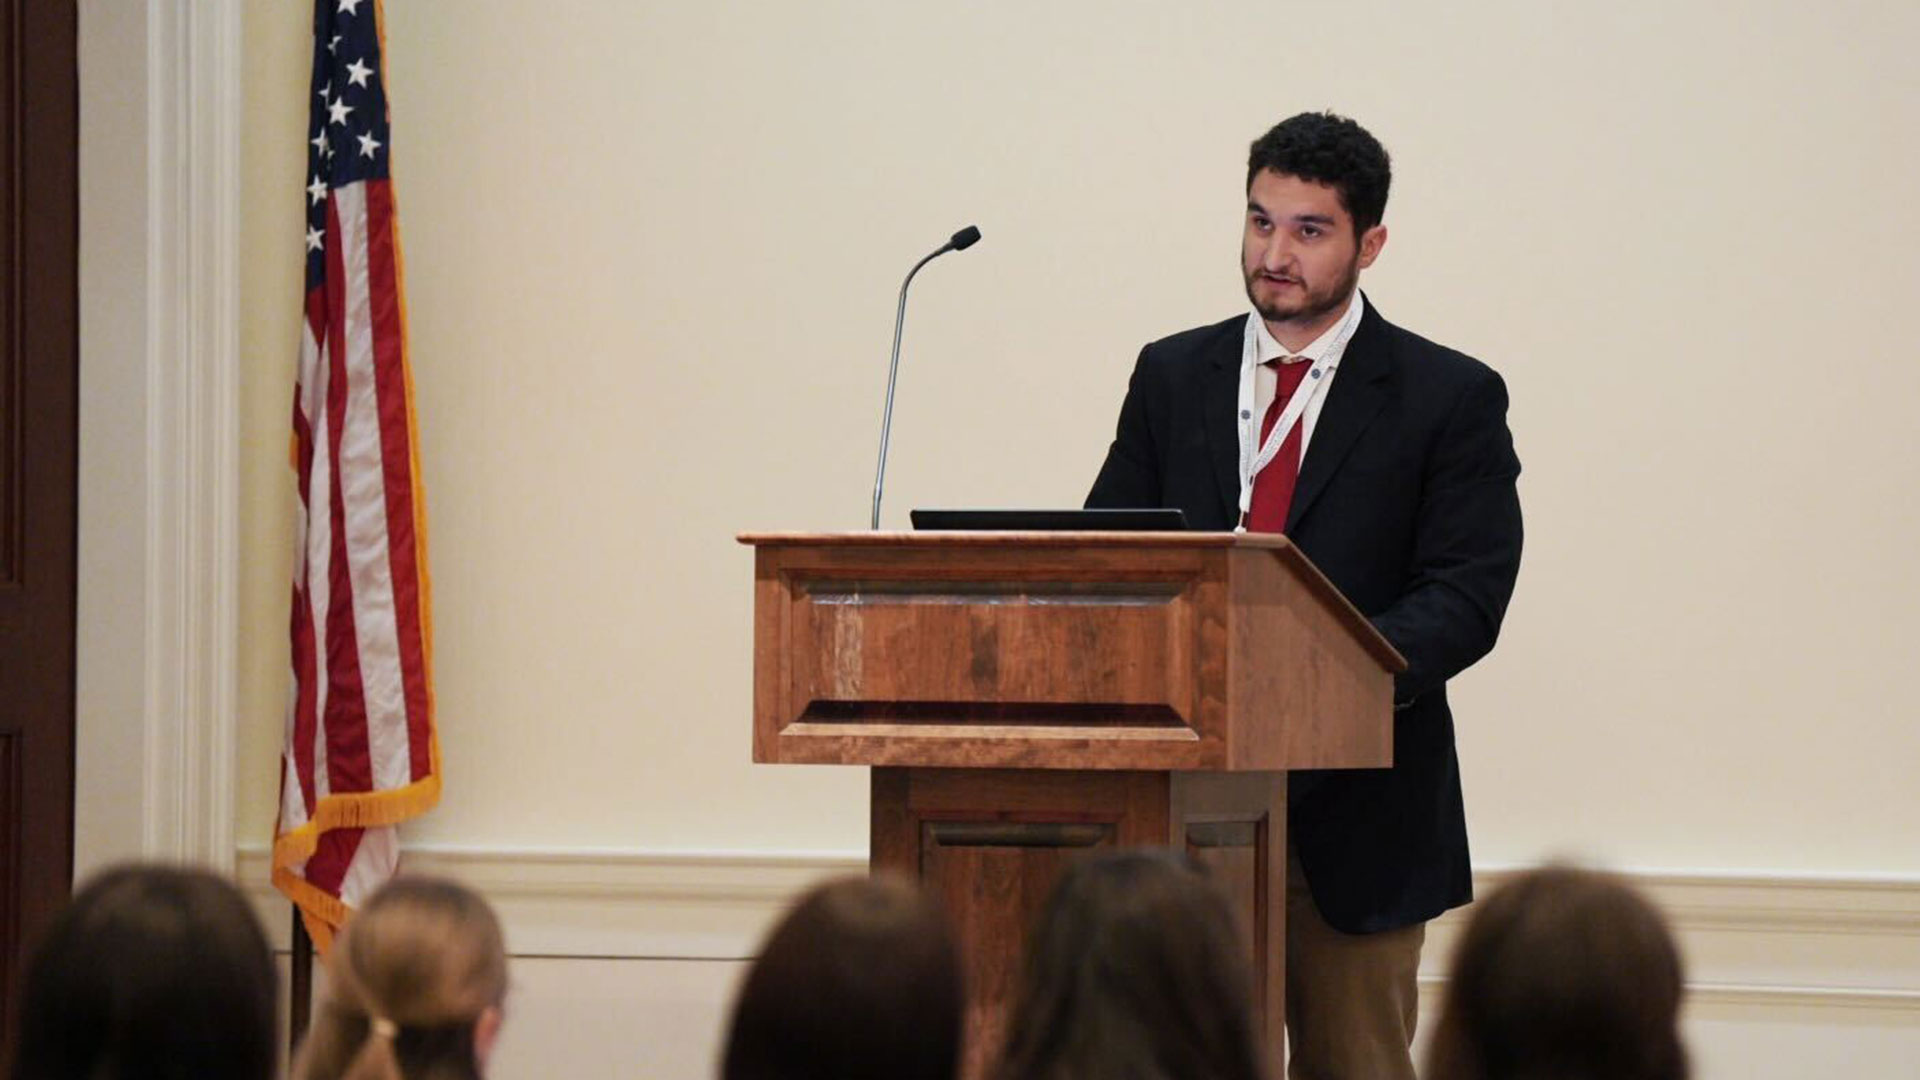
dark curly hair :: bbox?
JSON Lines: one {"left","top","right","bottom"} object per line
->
{"left": 1247, "top": 112, "right": 1391, "bottom": 237}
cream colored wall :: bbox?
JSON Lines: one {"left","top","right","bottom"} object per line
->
{"left": 238, "top": 1, "right": 1920, "bottom": 870}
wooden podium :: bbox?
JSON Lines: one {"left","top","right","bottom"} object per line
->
{"left": 741, "top": 532, "right": 1405, "bottom": 1073}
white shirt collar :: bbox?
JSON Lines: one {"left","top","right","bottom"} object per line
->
{"left": 1246, "top": 290, "right": 1366, "bottom": 367}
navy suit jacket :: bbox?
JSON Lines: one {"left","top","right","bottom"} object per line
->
{"left": 1086, "top": 298, "right": 1523, "bottom": 933}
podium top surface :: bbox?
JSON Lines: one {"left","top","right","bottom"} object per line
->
{"left": 738, "top": 530, "right": 1293, "bottom": 549}
{"left": 740, "top": 529, "right": 1405, "bottom": 680}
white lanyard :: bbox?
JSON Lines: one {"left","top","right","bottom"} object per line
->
{"left": 1233, "top": 314, "right": 1360, "bottom": 528}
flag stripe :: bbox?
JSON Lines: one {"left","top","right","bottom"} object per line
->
{"left": 364, "top": 179, "right": 434, "bottom": 783}
{"left": 339, "top": 826, "right": 399, "bottom": 909}
{"left": 302, "top": 320, "right": 337, "bottom": 804}
{"left": 303, "top": 824, "right": 363, "bottom": 898}
{"left": 289, "top": 303, "right": 326, "bottom": 816}
{"left": 321, "top": 196, "right": 375, "bottom": 797}
{"left": 335, "top": 183, "right": 413, "bottom": 794}
{"left": 287, "top": 579, "right": 318, "bottom": 812}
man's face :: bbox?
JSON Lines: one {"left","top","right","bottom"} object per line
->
{"left": 1241, "top": 169, "right": 1386, "bottom": 332}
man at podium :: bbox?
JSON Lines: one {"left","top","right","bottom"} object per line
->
{"left": 1086, "top": 111, "right": 1524, "bottom": 1080}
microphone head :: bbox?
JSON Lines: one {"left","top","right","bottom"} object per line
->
{"left": 949, "top": 225, "right": 982, "bottom": 251}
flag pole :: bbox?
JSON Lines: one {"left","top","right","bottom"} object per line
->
{"left": 290, "top": 907, "right": 314, "bottom": 1056}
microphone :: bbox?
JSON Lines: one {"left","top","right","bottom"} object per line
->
{"left": 870, "top": 225, "right": 983, "bottom": 529}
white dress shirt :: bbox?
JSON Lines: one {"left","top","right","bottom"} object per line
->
{"left": 1241, "top": 289, "right": 1366, "bottom": 458}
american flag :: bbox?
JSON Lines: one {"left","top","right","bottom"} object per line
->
{"left": 272, "top": 0, "right": 440, "bottom": 953}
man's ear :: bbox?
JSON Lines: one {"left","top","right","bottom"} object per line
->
{"left": 1358, "top": 224, "right": 1388, "bottom": 269}
{"left": 473, "top": 1004, "right": 504, "bottom": 1069}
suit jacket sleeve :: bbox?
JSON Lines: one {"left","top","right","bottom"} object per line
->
{"left": 1372, "top": 365, "right": 1523, "bottom": 705}
{"left": 1085, "top": 345, "right": 1162, "bottom": 509}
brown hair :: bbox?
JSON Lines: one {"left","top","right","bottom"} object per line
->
{"left": 994, "top": 849, "right": 1265, "bottom": 1080}
{"left": 10, "top": 864, "right": 277, "bottom": 1080}
{"left": 1425, "top": 865, "right": 1689, "bottom": 1080}
{"left": 294, "top": 875, "right": 509, "bottom": 1080}
{"left": 722, "top": 874, "right": 964, "bottom": 1080}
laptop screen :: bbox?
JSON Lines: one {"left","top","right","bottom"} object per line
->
{"left": 908, "top": 508, "right": 1188, "bottom": 531}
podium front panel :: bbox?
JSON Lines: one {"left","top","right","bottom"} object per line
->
{"left": 754, "top": 539, "right": 1228, "bottom": 770}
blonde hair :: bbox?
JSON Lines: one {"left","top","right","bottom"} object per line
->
{"left": 294, "top": 876, "right": 508, "bottom": 1080}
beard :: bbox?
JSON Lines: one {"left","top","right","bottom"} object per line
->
{"left": 1244, "top": 249, "right": 1362, "bottom": 328}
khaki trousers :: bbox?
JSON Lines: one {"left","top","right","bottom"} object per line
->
{"left": 1284, "top": 849, "right": 1425, "bottom": 1080}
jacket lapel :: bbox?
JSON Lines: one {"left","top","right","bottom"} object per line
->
{"left": 1202, "top": 323, "right": 1246, "bottom": 524}
{"left": 1285, "top": 299, "right": 1395, "bottom": 533}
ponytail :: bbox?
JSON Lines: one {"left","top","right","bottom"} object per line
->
{"left": 291, "top": 876, "right": 505, "bottom": 1080}
{"left": 337, "top": 1014, "right": 404, "bottom": 1080}
{"left": 301, "top": 1000, "right": 485, "bottom": 1080}
{"left": 298, "top": 1001, "right": 404, "bottom": 1080}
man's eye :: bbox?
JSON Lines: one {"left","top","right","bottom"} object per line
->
{"left": 1300, "top": 226, "right": 1322, "bottom": 239}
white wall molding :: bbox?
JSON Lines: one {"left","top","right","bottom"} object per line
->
{"left": 75, "top": 0, "right": 242, "bottom": 875}
{"left": 140, "top": 0, "right": 243, "bottom": 871}
{"left": 1467, "top": 866, "right": 1920, "bottom": 938}
{"left": 236, "top": 846, "right": 866, "bottom": 958}
{"left": 1417, "top": 977, "right": 1920, "bottom": 1016}
{"left": 234, "top": 846, "right": 1920, "bottom": 1019}
{"left": 1685, "top": 983, "right": 1920, "bottom": 1013}
{"left": 1426, "top": 866, "right": 1920, "bottom": 1011}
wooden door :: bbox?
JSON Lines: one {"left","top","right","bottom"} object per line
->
{"left": 0, "top": 0, "right": 79, "bottom": 1055}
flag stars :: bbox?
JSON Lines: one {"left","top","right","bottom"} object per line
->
{"left": 306, "top": 226, "right": 324, "bottom": 252}
{"left": 357, "top": 130, "right": 382, "bottom": 159}
{"left": 345, "top": 58, "right": 374, "bottom": 88}
{"left": 328, "top": 34, "right": 342, "bottom": 54}
{"left": 311, "top": 129, "right": 330, "bottom": 156}
{"left": 328, "top": 97, "right": 353, "bottom": 126}
{"left": 318, "top": 81, "right": 330, "bottom": 101}
{"left": 307, "top": 176, "right": 327, "bottom": 205}
{"left": 338, "top": 0, "right": 362, "bottom": 14}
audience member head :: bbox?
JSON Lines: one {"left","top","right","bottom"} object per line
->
{"left": 294, "top": 875, "right": 509, "bottom": 1080}
{"left": 722, "top": 874, "right": 964, "bottom": 1080}
{"left": 1246, "top": 111, "right": 1392, "bottom": 236}
{"left": 1425, "top": 864, "right": 1689, "bottom": 1080}
{"left": 11, "top": 863, "right": 277, "bottom": 1080}
{"left": 995, "top": 849, "right": 1265, "bottom": 1080}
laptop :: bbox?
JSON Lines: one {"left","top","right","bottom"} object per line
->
{"left": 908, "top": 508, "right": 1188, "bottom": 531}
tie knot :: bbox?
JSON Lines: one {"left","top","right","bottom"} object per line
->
{"left": 1266, "top": 353, "right": 1309, "bottom": 368}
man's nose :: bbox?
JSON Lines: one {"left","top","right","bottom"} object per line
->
{"left": 1260, "top": 235, "right": 1294, "bottom": 272}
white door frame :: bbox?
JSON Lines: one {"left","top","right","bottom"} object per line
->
{"left": 74, "top": 0, "right": 242, "bottom": 877}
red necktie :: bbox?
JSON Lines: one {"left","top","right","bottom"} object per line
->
{"left": 1246, "top": 357, "right": 1310, "bottom": 533}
